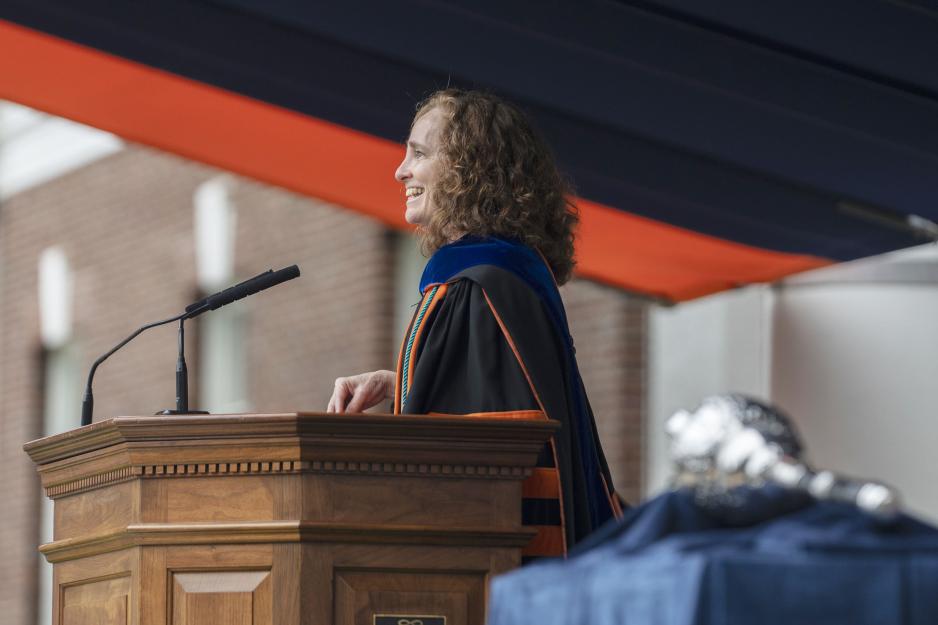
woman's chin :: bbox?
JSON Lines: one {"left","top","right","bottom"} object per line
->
{"left": 404, "top": 204, "right": 427, "bottom": 226}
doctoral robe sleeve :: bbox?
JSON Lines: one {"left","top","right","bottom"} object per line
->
{"left": 401, "top": 279, "right": 540, "bottom": 416}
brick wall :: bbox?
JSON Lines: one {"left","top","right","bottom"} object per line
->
{"left": 562, "top": 279, "right": 646, "bottom": 505}
{"left": 0, "top": 144, "right": 646, "bottom": 622}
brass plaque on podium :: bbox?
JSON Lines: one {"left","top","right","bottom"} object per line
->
{"left": 374, "top": 615, "right": 446, "bottom": 625}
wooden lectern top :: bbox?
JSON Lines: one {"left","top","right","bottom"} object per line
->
{"left": 26, "top": 412, "right": 557, "bottom": 498}
{"left": 27, "top": 411, "right": 556, "bottom": 461}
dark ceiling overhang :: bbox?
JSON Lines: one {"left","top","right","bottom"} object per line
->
{"left": 1, "top": 0, "right": 936, "bottom": 301}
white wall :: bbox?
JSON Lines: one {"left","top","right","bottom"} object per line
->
{"left": 772, "top": 281, "right": 938, "bottom": 523}
{"left": 646, "top": 286, "right": 773, "bottom": 495}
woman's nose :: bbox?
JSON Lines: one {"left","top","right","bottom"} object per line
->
{"left": 394, "top": 159, "right": 411, "bottom": 182}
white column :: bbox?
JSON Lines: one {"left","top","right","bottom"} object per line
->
{"left": 194, "top": 176, "right": 250, "bottom": 413}
{"left": 37, "top": 247, "right": 80, "bottom": 625}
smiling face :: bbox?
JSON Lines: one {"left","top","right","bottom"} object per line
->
{"left": 395, "top": 106, "right": 445, "bottom": 226}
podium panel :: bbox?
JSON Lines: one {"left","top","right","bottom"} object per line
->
{"left": 334, "top": 570, "right": 484, "bottom": 625}
{"left": 62, "top": 574, "right": 130, "bottom": 625}
{"left": 171, "top": 570, "right": 272, "bottom": 625}
{"left": 26, "top": 413, "right": 555, "bottom": 625}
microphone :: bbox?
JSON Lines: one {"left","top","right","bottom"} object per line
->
{"left": 80, "top": 264, "right": 301, "bottom": 426}
{"left": 184, "top": 265, "right": 300, "bottom": 318}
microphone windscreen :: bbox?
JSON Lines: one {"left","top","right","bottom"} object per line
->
{"left": 208, "top": 265, "right": 300, "bottom": 310}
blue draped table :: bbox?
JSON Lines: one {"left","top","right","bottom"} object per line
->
{"left": 490, "top": 490, "right": 938, "bottom": 625}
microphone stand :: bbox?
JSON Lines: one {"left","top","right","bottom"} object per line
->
{"left": 157, "top": 318, "right": 208, "bottom": 415}
{"left": 81, "top": 305, "right": 209, "bottom": 425}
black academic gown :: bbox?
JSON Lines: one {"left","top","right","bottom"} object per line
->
{"left": 394, "top": 245, "right": 623, "bottom": 558}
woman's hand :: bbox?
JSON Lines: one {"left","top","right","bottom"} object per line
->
{"left": 326, "top": 370, "right": 396, "bottom": 413}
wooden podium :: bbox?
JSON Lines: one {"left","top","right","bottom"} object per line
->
{"left": 25, "top": 413, "right": 556, "bottom": 625}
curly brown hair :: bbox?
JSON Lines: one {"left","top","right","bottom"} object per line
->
{"left": 413, "top": 89, "right": 579, "bottom": 284}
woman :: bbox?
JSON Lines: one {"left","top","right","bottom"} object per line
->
{"left": 327, "top": 89, "right": 622, "bottom": 559}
